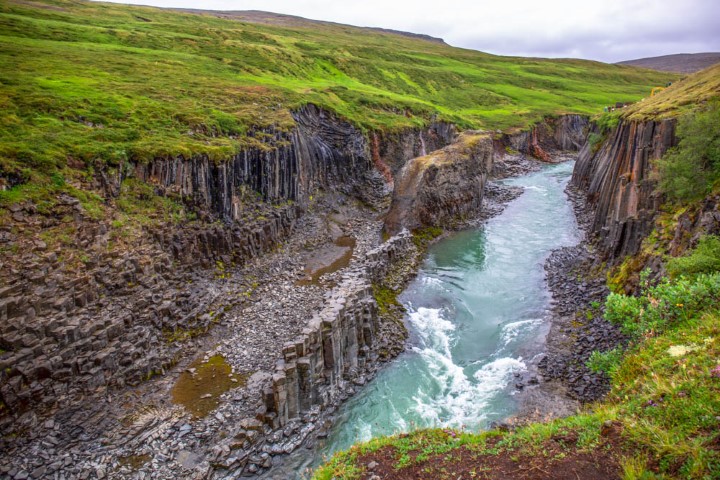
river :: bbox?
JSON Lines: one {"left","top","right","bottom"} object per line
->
{"left": 271, "top": 160, "right": 581, "bottom": 478}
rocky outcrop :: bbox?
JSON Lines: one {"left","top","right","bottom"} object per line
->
{"left": 553, "top": 115, "right": 591, "bottom": 151}
{"left": 372, "top": 121, "right": 457, "bottom": 182}
{"left": 384, "top": 132, "right": 494, "bottom": 235}
{"left": 0, "top": 104, "right": 377, "bottom": 423}
{"left": 0, "top": 103, "right": 454, "bottom": 432}
{"left": 572, "top": 119, "right": 676, "bottom": 259}
{"left": 260, "top": 233, "right": 413, "bottom": 430}
{"left": 131, "top": 104, "right": 371, "bottom": 223}
{"left": 503, "top": 114, "right": 589, "bottom": 159}
{"left": 197, "top": 232, "right": 416, "bottom": 477}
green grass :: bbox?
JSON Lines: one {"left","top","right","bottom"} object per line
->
{"left": 0, "top": 0, "right": 675, "bottom": 188}
{"left": 623, "top": 64, "right": 720, "bottom": 121}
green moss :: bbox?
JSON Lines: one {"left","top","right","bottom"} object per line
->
{"left": 606, "top": 255, "right": 644, "bottom": 293}
{"left": 411, "top": 226, "right": 443, "bottom": 249}
{"left": 163, "top": 325, "right": 208, "bottom": 344}
{"left": 372, "top": 283, "right": 404, "bottom": 320}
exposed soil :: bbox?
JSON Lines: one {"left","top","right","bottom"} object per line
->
{"left": 354, "top": 430, "right": 622, "bottom": 480}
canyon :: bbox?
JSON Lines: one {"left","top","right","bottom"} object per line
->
{"left": 1, "top": 3, "right": 718, "bottom": 478}
{"left": 1, "top": 105, "right": 594, "bottom": 479}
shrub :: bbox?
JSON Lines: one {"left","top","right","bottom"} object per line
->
{"left": 586, "top": 347, "right": 623, "bottom": 375}
{"left": 656, "top": 100, "right": 720, "bottom": 202}
{"left": 595, "top": 112, "right": 620, "bottom": 133}
{"left": 587, "top": 132, "right": 604, "bottom": 153}
{"left": 604, "top": 271, "right": 720, "bottom": 339}
{"left": 666, "top": 235, "right": 720, "bottom": 279}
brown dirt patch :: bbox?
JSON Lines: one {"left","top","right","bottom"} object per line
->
{"left": 355, "top": 435, "right": 621, "bottom": 480}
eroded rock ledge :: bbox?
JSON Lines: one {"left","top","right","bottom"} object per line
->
{"left": 384, "top": 131, "right": 494, "bottom": 235}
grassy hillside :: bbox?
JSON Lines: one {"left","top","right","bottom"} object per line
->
{"left": 623, "top": 63, "right": 720, "bottom": 121}
{"left": 0, "top": 0, "right": 674, "bottom": 185}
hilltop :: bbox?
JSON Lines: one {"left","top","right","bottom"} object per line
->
{"left": 173, "top": 9, "right": 447, "bottom": 44}
{"left": 622, "top": 63, "right": 720, "bottom": 120}
{"left": 617, "top": 52, "right": 720, "bottom": 73}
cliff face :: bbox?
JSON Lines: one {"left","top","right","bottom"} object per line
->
{"left": 572, "top": 119, "right": 677, "bottom": 259}
{"left": 372, "top": 122, "right": 457, "bottom": 182}
{"left": 384, "top": 132, "right": 494, "bottom": 235}
{"left": 0, "top": 104, "right": 385, "bottom": 421}
{"left": 504, "top": 114, "right": 589, "bottom": 160}
{"left": 132, "top": 104, "right": 371, "bottom": 223}
{"left": 259, "top": 233, "right": 413, "bottom": 431}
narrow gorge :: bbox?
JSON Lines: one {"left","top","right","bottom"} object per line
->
{"left": 1, "top": 107, "right": 595, "bottom": 479}
{"left": 2, "top": 3, "right": 719, "bottom": 479}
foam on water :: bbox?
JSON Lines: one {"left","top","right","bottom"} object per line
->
{"left": 501, "top": 318, "right": 543, "bottom": 346}
{"left": 406, "top": 306, "right": 528, "bottom": 428}
{"left": 411, "top": 307, "right": 455, "bottom": 354}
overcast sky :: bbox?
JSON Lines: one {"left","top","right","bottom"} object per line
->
{"left": 98, "top": 0, "right": 720, "bottom": 62}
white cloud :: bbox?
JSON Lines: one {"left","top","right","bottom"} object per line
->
{"left": 96, "top": 0, "right": 720, "bottom": 62}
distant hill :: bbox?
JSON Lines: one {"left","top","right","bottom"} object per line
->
{"left": 175, "top": 9, "right": 447, "bottom": 44}
{"left": 617, "top": 53, "right": 720, "bottom": 73}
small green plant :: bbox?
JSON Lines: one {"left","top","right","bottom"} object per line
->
{"left": 586, "top": 132, "right": 604, "bottom": 153}
{"left": 595, "top": 111, "right": 621, "bottom": 133}
{"left": 587, "top": 347, "right": 623, "bottom": 375}
{"left": 605, "top": 271, "right": 720, "bottom": 340}
{"left": 372, "top": 283, "right": 403, "bottom": 319}
{"left": 666, "top": 235, "right": 720, "bottom": 279}
{"left": 411, "top": 226, "right": 443, "bottom": 249}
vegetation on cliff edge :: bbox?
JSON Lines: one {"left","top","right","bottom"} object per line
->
{"left": 655, "top": 99, "right": 720, "bottom": 202}
{"left": 0, "top": 0, "right": 673, "bottom": 189}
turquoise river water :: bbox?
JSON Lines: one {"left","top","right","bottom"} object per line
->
{"left": 269, "top": 161, "right": 581, "bottom": 478}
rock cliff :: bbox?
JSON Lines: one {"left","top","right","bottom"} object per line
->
{"left": 0, "top": 104, "right": 390, "bottom": 423}
{"left": 572, "top": 119, "right": 676, "bottom": 259}
{"left": 502, "top": 114, "right": 589, "bottom": 160}
{"left": 131, "top": 104, "right": 371, "bottom": 220}
{"left": 384, "top": 132, "right": 494, "bottom": 235}
{"left": 371, "top": 121, "right": 457, "bottom": 182}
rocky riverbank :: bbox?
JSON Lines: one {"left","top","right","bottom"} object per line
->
{"left": 513, "top": 179, "right": 628, "bottom": 424}
{"left": 0, "top": 118, "right": 589, "bottom": 480}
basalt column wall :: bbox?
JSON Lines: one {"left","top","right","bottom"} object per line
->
{"left": 259, "top": 232, "right": 414, "bottom": 429}
{"left": 133, "top": 104, "right": 372, "bottom": 223}
{"left": 572, "top": 119, "right": 677, "bottom": 259}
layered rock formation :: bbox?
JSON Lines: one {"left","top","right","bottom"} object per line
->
{"left": 0, "top": 104, "right": 377, "bottom": 423}
{"left": 384, "top": 132, "right": 494, "bottom": 235}
{"left": 260, "top": 232, "right": 413, "bottom": 431}
{"left": 503, "top": 114, "right": 589, "bottom": 159}
{"left": 572, "top": 119, "right": 676, "bottom": 259}
{"left": 371, "top": 121, "right": 457, "bottom": 181}
{"left": 132, "top": 104, "right": 370, "bottom": 219}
